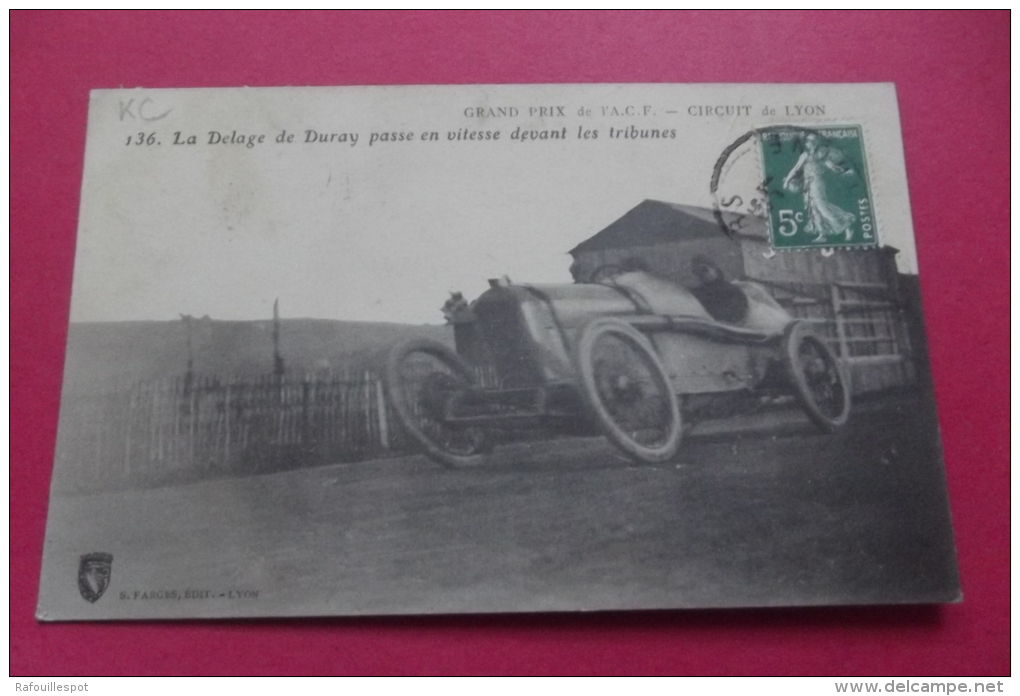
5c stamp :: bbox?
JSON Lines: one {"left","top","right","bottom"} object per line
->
{"left": 759, "top": 125, "right": 877, "bottom": 250}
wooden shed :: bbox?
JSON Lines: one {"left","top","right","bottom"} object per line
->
{"left": 568, "top": 200, "right": 915, "bottom": 395}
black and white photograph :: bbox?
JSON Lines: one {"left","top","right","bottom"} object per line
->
{"left": 37, "top": 84, "right": 960, "bottom": 620}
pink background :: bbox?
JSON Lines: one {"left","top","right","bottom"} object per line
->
{"left": 11, "top": 11, "right": 1009, "bottom": 675}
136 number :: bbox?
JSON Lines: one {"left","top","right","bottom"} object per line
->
{"left": 126, "top": 132, "right": 158, "bottom": 146}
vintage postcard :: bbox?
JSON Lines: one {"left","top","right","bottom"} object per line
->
{"left": 38, "top": 84, "right": 959, "bottom": 620}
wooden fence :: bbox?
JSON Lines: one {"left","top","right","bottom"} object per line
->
{"left": 760, "top": 279, "right": 916, "bottom": 395}
{"left": 54, "top": 368, "right": 496, "bottom": 491}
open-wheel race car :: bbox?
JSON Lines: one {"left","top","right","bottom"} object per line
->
{"left": 385, "top": 264, "right": 851, "bottom": 468}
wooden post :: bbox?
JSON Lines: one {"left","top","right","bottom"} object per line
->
{"left": 364, "top": 371, "right": 374, "bottom": 450}
{"left": 277, "top": 379, "right": 286, "bottom": 445}
{"left": 156, "top": 381, "right": 165, "bottom": 470}
{"left": 223, "top": 382, "right": 231, "bottom": 469}
{"left": 95, "top": 399, "right": 104, "bottom": 479}
{"left": 189, "top": 378, "right": 197, "bottom": 470}
{"left": 831, "top": 284, "right": 849, "bottom": 358}
{"left": 124, "top": 385, "right": 135, "bottom": 478}
{"left": 301, "top": 380, "right": 310, "bottom": 448}
{"left": 376, "top": 378, "right": 390, "bottom": 450}
{"left": 831, "top": 283, "right": 853, "bottom": 394}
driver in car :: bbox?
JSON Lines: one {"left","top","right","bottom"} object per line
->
{"left": 688, "top": 255, "right": 749, "bottom": 324}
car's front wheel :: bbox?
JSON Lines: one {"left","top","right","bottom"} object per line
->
{"left": 574, "top": 318, "right": 682, "bottom": 463}
{"left": 385, "top": 338, "right": 493, "bottom": 468}
{"left": 782, "top": 321, "right": 851, "bottom": 432}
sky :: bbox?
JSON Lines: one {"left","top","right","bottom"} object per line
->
{"left": 69, "top": 85, "right": 919, "bottom": 325}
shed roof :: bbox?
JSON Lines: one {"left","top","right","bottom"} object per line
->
{"left": 569, "top": 200, "right": 766, "bottom": 256}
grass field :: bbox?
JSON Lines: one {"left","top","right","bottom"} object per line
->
{"left": 62, "top": 318, "right": 453, "bottom": 390}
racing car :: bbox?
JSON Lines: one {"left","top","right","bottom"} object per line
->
{"left": 385, "top": 261, "right": 850, "bottom": 468}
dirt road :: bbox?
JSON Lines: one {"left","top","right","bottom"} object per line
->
{"left": 37, "top": 394, "right": 959, "bottom": 620}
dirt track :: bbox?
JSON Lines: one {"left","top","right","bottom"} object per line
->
{"left": 38, "top": 393, "right": 959, "bottom": 620}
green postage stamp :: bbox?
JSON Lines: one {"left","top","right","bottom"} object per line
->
{"left": 759, "top": 125, "right": 877, "bottom": 250}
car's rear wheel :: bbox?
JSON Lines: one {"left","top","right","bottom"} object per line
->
{"left": 385, "top": 338, "right": 493, "bottom": 468}
{"left": 575, "top": 318, "right": 682, "bottom": 463}
{"left": 782, "top": 321, "right": 851, "bottom": 432}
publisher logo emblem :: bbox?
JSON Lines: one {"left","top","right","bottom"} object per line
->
{"left": 78, "top": 552, "right": 113, "bottom": 603}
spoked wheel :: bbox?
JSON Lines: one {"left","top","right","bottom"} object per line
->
{"left": 385, "top": 338, "right": 493, "bottom": 468}
{"left": 782, "top": 322, "right": 851, "bottom": 432}
{"left": 575, "top": 318, "right": 682, "bottom": 463}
